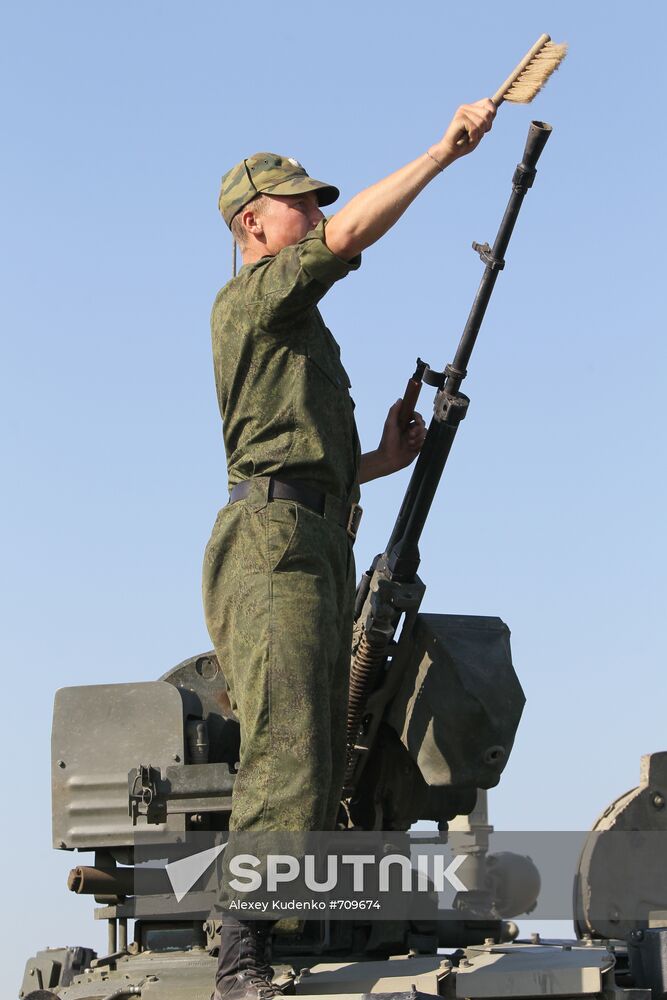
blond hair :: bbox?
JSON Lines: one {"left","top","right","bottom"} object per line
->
{"left": 230, "top": 194, "right": 269, "bottom": 248}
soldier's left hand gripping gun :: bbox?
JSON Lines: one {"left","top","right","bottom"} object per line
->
{"left": 342, "top": 121, "right": 552, "bottom": 832}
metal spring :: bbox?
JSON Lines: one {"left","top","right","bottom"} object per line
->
{"left": 344, "top": 630, "right": 389, "bottom": 784}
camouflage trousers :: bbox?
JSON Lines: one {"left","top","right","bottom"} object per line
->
{"left": 202, "top": 477, "right": 355, "bottom": 833}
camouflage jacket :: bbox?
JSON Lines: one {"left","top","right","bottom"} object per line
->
{"left": 210, "top": 220, "right": 362, "bottom": 502}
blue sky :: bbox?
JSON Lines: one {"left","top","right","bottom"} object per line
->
{"left": 2, "top": 2, "right": 666, "bottom": 991}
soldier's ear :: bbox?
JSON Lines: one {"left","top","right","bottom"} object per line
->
{"left": 242, "top": 206, "right": 264, "bottom": 238}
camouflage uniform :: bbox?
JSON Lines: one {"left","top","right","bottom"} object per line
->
{"left": 203, "top": 205, "right": 362, "bottom": 834}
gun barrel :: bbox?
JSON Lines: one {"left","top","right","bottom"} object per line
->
{"left": 387, "top": 121, "right": 552, "bottom": 577}
{"left": 522, "top": 120, "right": 553, "bottom": 171}
{"left": 447, "top": 120, "right": 552, "bottom": 396}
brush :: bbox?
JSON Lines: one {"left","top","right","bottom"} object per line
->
{"left": 493, "top": 33, "right": 568, "bottom": 105}
{"left": 457, "top": 33, "right": 567, "bottom": 145}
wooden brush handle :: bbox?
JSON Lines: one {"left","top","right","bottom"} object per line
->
{"left": 456, "top": 33, "right": 551, "bottom": 147}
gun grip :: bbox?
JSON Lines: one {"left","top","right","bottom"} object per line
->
{"left": 398, "top": 379, "right": 422, "bottom": 431}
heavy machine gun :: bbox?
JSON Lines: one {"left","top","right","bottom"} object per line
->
{"left": 343, "top": 121, "right": 552, "bottom": 831}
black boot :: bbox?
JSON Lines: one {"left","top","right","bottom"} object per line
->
{"left": 213, "top": 917, "right": 282, "bottom": 1000}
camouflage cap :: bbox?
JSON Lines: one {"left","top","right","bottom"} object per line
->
{"left": 218, "top": 152, "right": 339, "bottom": 227}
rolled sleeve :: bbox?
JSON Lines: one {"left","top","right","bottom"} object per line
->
{"left": 298, "top": 219, "right": 361, "bottom": 285}
{"left": 241, "top": 219, "right": 361, "bottom": 328}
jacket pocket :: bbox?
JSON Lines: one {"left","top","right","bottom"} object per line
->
{"left": 306, "top": 341, "right": 351, "bottom": 391}
{"left": 267, "top": 500, "right": 299, "bottom": 572}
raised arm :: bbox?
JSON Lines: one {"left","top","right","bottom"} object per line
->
{"left": 325, "top": 99, "right": 496, "bottom": 261}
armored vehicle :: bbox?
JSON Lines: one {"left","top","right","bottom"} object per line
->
{"left": 19, "top": 123, "right": 667, "bottom": 1000}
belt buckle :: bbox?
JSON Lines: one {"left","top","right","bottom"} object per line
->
{"left": 346, "top": 503, "right": 363, "bottom": 541}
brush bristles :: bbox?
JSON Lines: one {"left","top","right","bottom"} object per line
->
{"left": 504, "top": 41, "right": 568, "bottom": 104}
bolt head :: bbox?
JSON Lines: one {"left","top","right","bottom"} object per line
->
{"left": 651, "top": 792, "right": 665, "bottom": 810}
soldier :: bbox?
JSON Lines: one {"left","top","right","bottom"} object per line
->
{"left": 204, "top": 98, "right": 496, "bottom": 1000}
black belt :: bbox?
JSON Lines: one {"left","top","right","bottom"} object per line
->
{"left": 229, "top": 476, "right": 363, "bottom": 541}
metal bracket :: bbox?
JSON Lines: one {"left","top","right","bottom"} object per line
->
{"left": 434, "top": 390, "right": 470, "bottom": 424}
{"left": 406, "top": 358, "right": 471, "bottom": 393}
{"left": 128, "top": 762, "right": 235, "bottom": 826}
{"left": 128, "top": 764, "right": 165, "bottom": 825}
{"left": 512, "top": 163, "right": 537, "bottom": 192}
{"left": 366, "top": 571, "right": 424, "bottom": 630}
{"left": 472, "top": 241, "right": 505, "bottom": 271}
{"left": 422, "top": 364, "right": 445, "bottom": 389}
